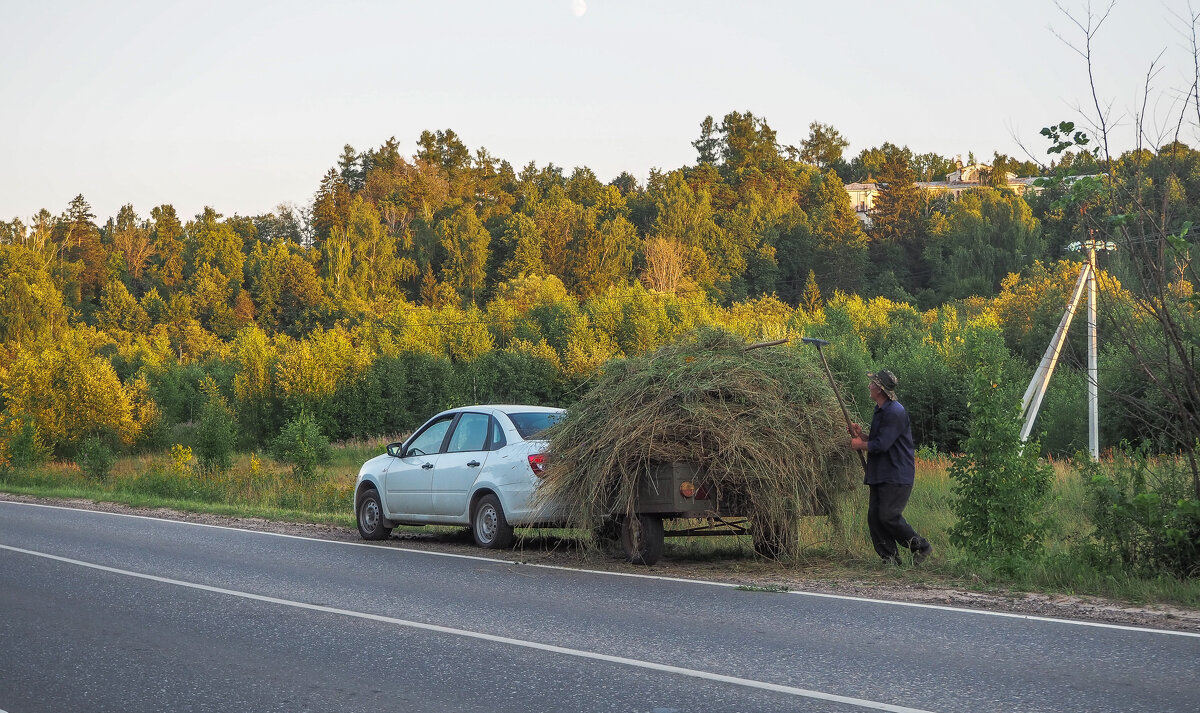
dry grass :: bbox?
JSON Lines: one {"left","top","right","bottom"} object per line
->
{"left": 535, "top": 328, "right": 859, "bottom": 559}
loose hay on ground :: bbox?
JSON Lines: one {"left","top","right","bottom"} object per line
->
{"left": 536, "top": 328, "right": 859, "bottom": 559}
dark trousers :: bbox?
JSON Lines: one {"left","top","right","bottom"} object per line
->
{"left": 867, "top": 483, "right": 928, "bottom": 561}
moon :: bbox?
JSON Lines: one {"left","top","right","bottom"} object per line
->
{"left": 572, "top": 0, "right": 587, "bottom": 17}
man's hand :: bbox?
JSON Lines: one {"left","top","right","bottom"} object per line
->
{"left": 848, "top": 422, "right": 864, "bottom": 439}
{"left": 849, "top": 435, "right": 868, "bottom": 451}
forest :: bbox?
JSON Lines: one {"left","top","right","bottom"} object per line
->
{"left": 0, "top": 111, "right": 1195, "bottom": 471}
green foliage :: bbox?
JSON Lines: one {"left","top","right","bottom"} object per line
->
{"left": 3, "top": 329, "right": 142, "bottom": 456}
{"left": 6, "top": 417, "right": 51, "bottom": 469}
{"left": 948, "top": 320, "right": 1054, "bottom": 566}
{"left": 0, "top": 244, "right": 70, "bottom": 345}
{"left": 1039, "top": 121, "right": 1091, "bottom": 156}
{"left": 923, "top": 187, "right": 1044, "bottom": 302}
{"left": 1082, "top": 446, "right": 1200, "bottom": 578}
{"left": 76, "top": 436, "right": 116, "bottom": 481}
{"left": 270, "top": 412, "right": 333, "bottom": 482}
{"left": 460, "top": 347, "right": 565, "bottom": 407}
{"left": 194, "top": 378, "right": 238, "bottom": 472}
{"left": 881, "top": 339, "right": 969, "bottom": 453}
{"left": 799, "top": 121, "right": 849, "bottom": 169}
{"left": 147, "top": 360, "right": 237, "bottom": 427}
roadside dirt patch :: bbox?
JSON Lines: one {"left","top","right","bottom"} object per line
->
{"left": 8, "top": 494, "right": 1198, "bottom": 634}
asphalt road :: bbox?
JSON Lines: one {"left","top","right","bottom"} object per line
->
{"left": 1, "top": 501, "right": 1196, "bottom": 713}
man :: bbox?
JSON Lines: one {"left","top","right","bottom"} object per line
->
{"left": 849, "top": 370, "right": 933, "bottom": 565}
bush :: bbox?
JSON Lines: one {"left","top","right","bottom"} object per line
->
{"left": 6, "top": 417, "right": 50, "bottom": 469}
{"left": 881, "top": 339, "right": 969, "bottom": 453}
{"left": 76, "top": 436, "right": 116, "bottom": 481}
{"left": 134, "top": 413, "right": 172, "bottom": 454}
{"left": 460, "top": 349, "right": 565, "bottom": 407}
{"left": 271, "top": 412, "right": 332, "bottom": 482}
{"left": 948, "top": 320, "right": 1054, "bottom": 566}
{"left": 195, "top": 378, "right": 238, "bottom": 473}
{"left": 1083, "top": 446, "right": 1200, "bottom": 578}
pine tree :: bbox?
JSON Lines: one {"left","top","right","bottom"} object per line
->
{"left": 869, "top": 150, "right": 928, "bottom": 296}
{"left": 801, "top": 269, "right": 822, "bottom": 314}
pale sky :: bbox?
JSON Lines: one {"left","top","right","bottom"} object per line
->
{"left": 0, "top": 0, "right": 1190, "bottom": 223}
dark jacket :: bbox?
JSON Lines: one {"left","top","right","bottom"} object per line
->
{"left": 864, "top": 399, "right": 915, "bottom": 486}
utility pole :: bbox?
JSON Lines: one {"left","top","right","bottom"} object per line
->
{"left": 1081, "top": 236, "right": 1119, "bottom": 459}
{"left": 1019, "top": 234, "right": 1115, "bottom": 460}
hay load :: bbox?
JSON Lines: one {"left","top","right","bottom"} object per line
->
{"left": 537, "top": 328, "right": 859, "bottom": 560}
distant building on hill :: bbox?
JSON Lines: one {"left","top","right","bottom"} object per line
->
{"left": 846, "top": 162, "right": 1042, "bottom": 226}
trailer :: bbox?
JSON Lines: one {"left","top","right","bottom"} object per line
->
{"left": 598, "top": 461, "right": 781, "bottom": 565}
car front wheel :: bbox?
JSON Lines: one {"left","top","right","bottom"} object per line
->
{"left": 472, "top": 494, "right": 514, "bottom": 549}
{"left": 357, "top": 489, "right": 392, "bottom": 541}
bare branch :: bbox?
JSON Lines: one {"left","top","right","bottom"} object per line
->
{"left": 1134, "top": 54, "right": 1166, "bottom": 153}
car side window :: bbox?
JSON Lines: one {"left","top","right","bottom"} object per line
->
{"left": 406, "top": 416, "right": 454, "bottom": 456}
{"left": 489, "top": 416, "right": 507, "bottom": 450}
{"left": 447, "top": 412, "right": 490, "bottom": 453}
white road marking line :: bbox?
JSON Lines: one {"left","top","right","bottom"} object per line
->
{"left": 1, "top": 543, "right": 934, "bottom": 713}
{"left": 3, "top": 499, "right": 1198, "bottom": 638}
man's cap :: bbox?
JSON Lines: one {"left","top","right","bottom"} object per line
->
{"left": 868, "top": 370, "right": 898, "bottom": 400}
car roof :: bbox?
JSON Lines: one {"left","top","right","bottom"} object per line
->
{"left": 441, "top": 404, "right": 564, "bottom": 416}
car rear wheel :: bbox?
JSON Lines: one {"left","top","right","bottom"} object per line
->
{"left": 621, "top": 514, "right": 664, "bottom": 565}
{"left": 472, "top": 494, "right": 514, "bottom": 549}
{"left": 356, "top": 489, "right": 392, "bottom": 541}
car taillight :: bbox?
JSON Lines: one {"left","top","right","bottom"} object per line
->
{"left": 528, "top": 453, "right": 546, "bottom": 477}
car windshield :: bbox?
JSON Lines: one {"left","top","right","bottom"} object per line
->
{"left": 506, "top": 411, "right": 563, "bottom": 439}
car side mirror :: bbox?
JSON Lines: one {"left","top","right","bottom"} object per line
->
{"left": 386, "top": 442, "right": 405, "bottom": 458}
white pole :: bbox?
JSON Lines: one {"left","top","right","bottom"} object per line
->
{"left": 1087, "top": 247, "right": 1100, "bottom": 460}
{"left": 1020, "top": 261, "right": 1092, "bottom": 443}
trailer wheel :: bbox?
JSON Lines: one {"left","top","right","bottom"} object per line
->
{"left": 621, "top": 514, "right": 664, "bottom": 566}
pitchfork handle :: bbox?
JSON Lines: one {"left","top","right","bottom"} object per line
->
{"left": 812, "top": 342, "right": 869, "bottom": 474}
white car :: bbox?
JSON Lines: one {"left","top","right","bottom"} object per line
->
{"left": 353, "top": 405, "right": 566, "bottom": 549}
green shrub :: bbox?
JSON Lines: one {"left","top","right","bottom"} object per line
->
{"left": 1083, "top": 446, "right": 1200, "bottom": 578}
{"left": 7, "top": 417, "right": 50, "bottom": 469}
{"left": 271, "top": 412, "right": 333, "bottom": 482}
{"left": 195, "top": 378, "right": 238, "bottom": 473}
{"left": 948, "top": 321, "right": 1054, "bottom": 566}
{"left": 882, "top": 339, "right": 970, "bottom": 453}
{"left": 134, "top": 414, "right": 172, "bottom": 454}
{"left": 76, "top": 436, "right": 116, "bottom": 481}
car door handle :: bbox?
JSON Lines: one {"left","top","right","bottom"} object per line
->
{"left": 421, "top": 463, "right": 434, "bottom": 470}
{"left": 467, "top": 460, "right": 480, "bottom": 468}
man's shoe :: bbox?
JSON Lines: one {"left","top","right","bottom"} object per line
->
{"left": 882, "top": 554, "right": 902, "bottom": 566}
{"left": 913, "top": 543, "right": 933, "bottom": 565}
